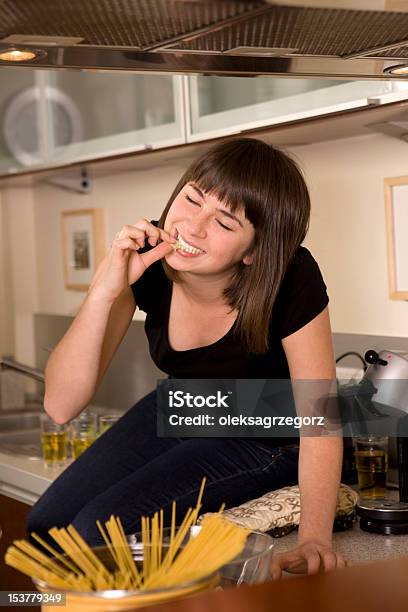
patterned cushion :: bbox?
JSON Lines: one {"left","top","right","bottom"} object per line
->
{"left": 199, "top": 483, "right": 358, "bottom": 538}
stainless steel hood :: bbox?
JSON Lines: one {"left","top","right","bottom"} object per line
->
{"left": 1, "top": 0, "right": 408, "bottom": 79}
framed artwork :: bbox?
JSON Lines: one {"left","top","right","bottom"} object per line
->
{"left": 384, "top": 177, "right": 408, "bottom": 300}
{"left": 62, "top": 208, "right": 105, "bottom": 291}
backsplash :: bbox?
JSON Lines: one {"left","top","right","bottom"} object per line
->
{"left": 33, "top": 314, "right": 407, "bottom": 413}
{"left": 34, "top": 313, "right": 165, "bottom": 412}
{"left": 333, "top": 333, "right": 408, "bottom": 369}
{"left": 0, "top": 370, "right": 25, "bottom": 410}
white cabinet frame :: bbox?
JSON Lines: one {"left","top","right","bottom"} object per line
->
{"left": 184, "top": 77, "right": 395, "bottom": 144}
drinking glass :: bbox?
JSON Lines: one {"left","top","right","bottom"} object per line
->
{"left": 98, "top": 414, "right": 121, "bottom": 435}
{"left": 353, "top": 436, "right": 388, "bottom": 500}
{"left": 70, "top": 411, "right": 98, "bottom": 459}
{"left": 40, "top": 414, "right": 68, "bottom": 467}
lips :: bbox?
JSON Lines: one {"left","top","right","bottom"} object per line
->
{"left": 175, "top": 230, "right": 205, "bottom": 254}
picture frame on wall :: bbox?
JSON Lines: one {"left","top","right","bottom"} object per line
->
{"left": 384, "top": 177, "right": 408, "bottom": 300}
{"left": 62, "top": 208, "right": 105, "bottom": 291}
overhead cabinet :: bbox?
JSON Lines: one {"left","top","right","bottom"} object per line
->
{"left": 0, "top": 66, "right": 406, "bottom": 178}
{"left": 186, "top": 77, "right": 395, "bottom": 140}
{"left": 0, "top": 69, "right": 39, "bottom": 176}
{"left": 0, "top": 68, "right": 185, "bottom": 177}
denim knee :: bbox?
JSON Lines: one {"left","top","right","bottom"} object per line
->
{"left": 26, "top": 499, "right": 57, "bottom": 545}
{"left": 26, "top": 488, "right": 74, "bottom": 545}
{"left": 71, "top": 507, "right": 106, "bottom": 547}
{"left": 26, "top": 504, "right": 41, "bottom": 540}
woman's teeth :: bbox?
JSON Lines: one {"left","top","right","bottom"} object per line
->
{"left": 173, "top": 233, "right": 204, "bottom": 255}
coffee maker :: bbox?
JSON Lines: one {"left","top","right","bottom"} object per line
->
{"left": 338, "top": 349, "right": 408, "bottom": 535}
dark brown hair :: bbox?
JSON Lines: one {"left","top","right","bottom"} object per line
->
{"left": 158, "top": 137, "right": 310, "bottom": 354}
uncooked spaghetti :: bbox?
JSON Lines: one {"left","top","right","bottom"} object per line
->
{"left": 5, "top": 477, "right": 250, "bottom": 592}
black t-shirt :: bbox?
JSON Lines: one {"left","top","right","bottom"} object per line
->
{"left": 130, "top": 222, "right": 329, "bottom": 448}
{"left": 130, "top": 228, "right": 329, "bottom": 379}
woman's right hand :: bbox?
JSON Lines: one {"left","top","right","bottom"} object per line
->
{"left": 89, "top": 219, "right": 176, "bottom": 303}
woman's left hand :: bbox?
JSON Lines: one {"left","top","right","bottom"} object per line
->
{"left": 270, "top": 540, "right": 347, "bottom": 580}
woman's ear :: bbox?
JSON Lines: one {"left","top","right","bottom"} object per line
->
{"left": 242, "top": 254, "right": 253, "bottom": 265}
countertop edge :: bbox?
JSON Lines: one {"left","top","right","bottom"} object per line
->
{"left": 0, "top": 451, "right": 63, "bottom": 506}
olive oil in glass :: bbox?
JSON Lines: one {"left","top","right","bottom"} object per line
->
{"left": 41, "top": 431, "right": 68, "bottom": 465}
{"left": 354, "top": 436, "right": 388, "bottom": 500}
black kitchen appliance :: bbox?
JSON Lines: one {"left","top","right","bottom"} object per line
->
{"left": 338, "top": 349, "right": 408, "bottom": 535}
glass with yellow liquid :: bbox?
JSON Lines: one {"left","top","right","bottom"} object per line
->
{"left": 70, "top": 411, "right": 97, "bottom": 460}
{"left": 353, "top": 436, "right": 388, "bottom": 500}
{"left": 40, "top": 415, "right": 68, "bottom": 467}
{"left": 98, "top": 414, "right": 121, "bottom": 436}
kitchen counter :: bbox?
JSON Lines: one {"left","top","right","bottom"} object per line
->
{"left": 0, "top": 404, "right": 108, "bottom": 505}
{"left": 1, "top": 452, "right": 408, "bottom": 566}
{"left": 0, "top": 450, "right": 65, "bottom": 505}
{"left": 272, "top": 491, "right": 408, "bottom": 566}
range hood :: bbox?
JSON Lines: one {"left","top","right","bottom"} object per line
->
{"left": 1, "top": 0, "right": 408, "bottom": 79}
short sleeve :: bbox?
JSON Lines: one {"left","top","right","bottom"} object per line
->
{"left": 278, "top": 247, "right": 329, "bottom": 340}
{"left": 130, "top": 258, "right": 158, "bottom": 313}
{"left": 130, "top": 220, "right": 164, "bottom": 313}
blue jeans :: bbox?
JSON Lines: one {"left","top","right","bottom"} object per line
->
{"left": 27, "top": 390, "right": 299, "bottom": 547}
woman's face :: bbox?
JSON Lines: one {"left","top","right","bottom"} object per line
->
{"left": 164, "top": 182, "right": 255, "bottom": 276}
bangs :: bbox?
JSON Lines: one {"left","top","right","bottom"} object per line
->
{"left": 160, "top": 137, "right": 311, "bottom": 353}
{"left": 188, "top": 147, "right": 266, "bottom": 228}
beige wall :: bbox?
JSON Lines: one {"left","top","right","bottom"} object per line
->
{"left": 386, "top": 1, "right": 408, "bottom": 10}
{"left": 290, "top": 133, "right": 407, "bottom": 336}
{"left": 34, "top": 163, "right": 188, "bottom": 320}
{"left": 0, "top": 130, "right": 407, "bottom": 365}
{"left": 1, "top": 186, "right": 39, "bottom": 363}
{"left": 0, "top": 190, "right": 14, "bottom": 357}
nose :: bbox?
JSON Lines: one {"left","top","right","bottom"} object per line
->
{"left": 187, "top": 210, "right": 209, "bottom": 238}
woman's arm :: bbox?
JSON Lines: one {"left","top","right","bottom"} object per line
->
{"left": 297, "top": 436, "right": 343, "bottom": 547}
{"left": 44, "top": 273, "right": 136, "bottom": 424}
{"left": 270, "top": 306, "right": 346, "bottom": 578}
{"left": 44, "top": 221, "right": 175, "bottom": 424}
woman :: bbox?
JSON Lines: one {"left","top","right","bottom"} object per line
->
{"left": 27, "top": 138, "right": 346, "bottom": 578}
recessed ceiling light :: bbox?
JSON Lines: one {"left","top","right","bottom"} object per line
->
{"left": 384, "top": 64, "right": 408, "bottom": 76}
{"left": 0, "top": 48, "right": 44, "bottom": 62}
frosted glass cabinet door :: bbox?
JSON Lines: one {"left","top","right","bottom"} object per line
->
{"left": 0, "top": 68, "right": 42, "bottom": 175}
{"left": 44, "top": 71, "right": 185, "bottom": 165}
{"left": 187, "top": 76, "right": 394, "bottom": 141}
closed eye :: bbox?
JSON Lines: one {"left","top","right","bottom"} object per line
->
{"left": 216, "top": 220, "right": 233, "bottom": 231}
{"left": 186, "top": 194, "right": 233, "bottom": 231}
{"left": 186, "top": 195, "right": 200, "bottom": 206}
